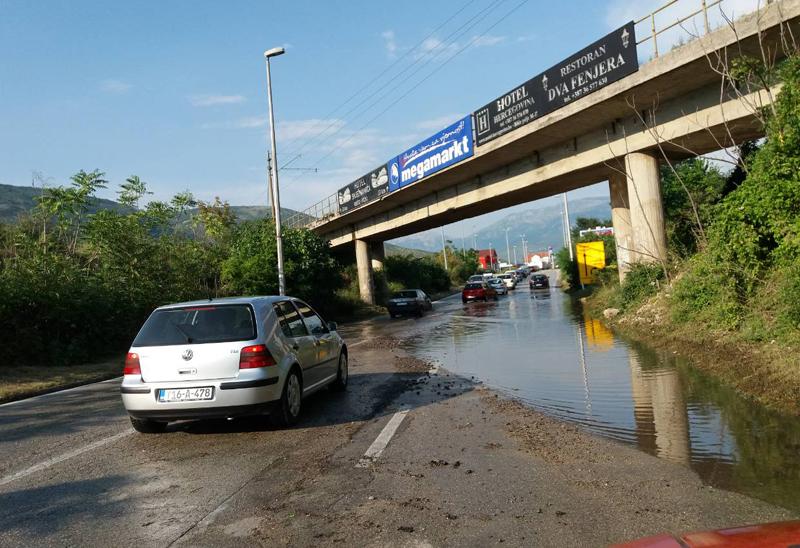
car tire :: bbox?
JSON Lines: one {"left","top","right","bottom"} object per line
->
{"left": 130, "top": 417, "right": 167, "bottom": 434}
{"left": 331, "top": 352, "right": 348, "bottom": 392}
{"left": 416, "top": 307, "right": 424, "bottom": 317}
{"left": 273, "top": 369, "right": 302, "bottom": 427}
{"left": 389, "top": 313, "right": 396, "bottom": 319}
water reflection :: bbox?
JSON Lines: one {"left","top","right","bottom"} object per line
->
{"left": 402, "top": 279, "right": 800, "bottom": 511}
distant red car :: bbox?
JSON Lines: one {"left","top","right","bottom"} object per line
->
{"left": 461, "top": 281, "right": 497, "bottom": 303}
{"left": 613, "top": 520, "right": 800, "bottom": 548}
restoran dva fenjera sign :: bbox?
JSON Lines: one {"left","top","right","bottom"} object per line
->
{"left": 388, "top": 115, "right": 474, "bottom": 192}
{"left": 473, "top": 22, "right": 638, "bottom": 146}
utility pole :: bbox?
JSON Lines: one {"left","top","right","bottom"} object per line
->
{"left": 440, "top": 227, "right": 448, "bottom": 271}
{"left": 563, "top": 192, "right": 574, "bottom": 261}
{"left": 489, "top": 242, "right": 494, "bottom": 272}
{"left": 264, "top": 46, "right": 286, "bottom": 295}
{"left": 504, "top": 227, "right": 511, "bottom": 267}
{"left": 513, "top": 246, "right": 517, "bottom": 265}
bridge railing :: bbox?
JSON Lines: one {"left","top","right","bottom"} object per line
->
{"left": 635, "top": 0, "right": 746, "bottom": 59}
{"left": 287, "top": 0, "right": 756, "bottom": 231}
{"left": 284, "top": 192, "right": 339, "bottom": 229}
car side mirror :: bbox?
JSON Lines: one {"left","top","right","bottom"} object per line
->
{"left": 327, "top": 321, "right": 338, "bottom": 331}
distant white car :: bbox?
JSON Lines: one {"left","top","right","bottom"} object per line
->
{"left": 497, "top": 273, "right": 517, "bottom": 289}
{"left": 487, "top": 278, "right": 508, "bottom": 295}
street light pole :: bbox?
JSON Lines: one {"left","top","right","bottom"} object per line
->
{"left": 504, "top": 227, "right": 511, "bottom": 266}
{"left": 264, "top": 46, "right": 286, "bottom": 295}
{"left": 563, "top": 192, "right": 574, "bottom": 262}
{"left": 489, "top": 242, "right": 493, "bottom": 272}
{"left": 440, "top": 226, "right": 448, "bottom": 271}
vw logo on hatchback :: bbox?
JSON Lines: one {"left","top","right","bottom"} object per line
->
{"left": 181, "top": 349, "right": 194, "bottom": 361}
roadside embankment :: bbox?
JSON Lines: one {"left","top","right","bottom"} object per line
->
{"left": 0, "top": 359, "right": 121, "bottom": 404}
{"left": 584, "top": 287, "right": 800, "bottom": 416}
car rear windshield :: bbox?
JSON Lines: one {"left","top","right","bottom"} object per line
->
{"left": 393, "top": 291, "right": 417, "bottom": 299}
{"left": 464, "top": 283, "right": 483, "bottom": 290}
{"left": 498, "top": 274, "right": 510, "bottom": 279}
{"left": 132, "top": 304, "right": 256, "bottom": 346}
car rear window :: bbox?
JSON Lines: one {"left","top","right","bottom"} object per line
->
{"left": 132, "top": 304, "right": 256, "bottom": 346}
{"left": 464, "top": 283, "right": 483, "bottom": 290}
{"left": 393, "top": 291, "right": 417, "bottom": 299}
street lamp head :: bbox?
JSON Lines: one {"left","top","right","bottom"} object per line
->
{"left": 264, "top": 47, "right": 286, "bottom": 59}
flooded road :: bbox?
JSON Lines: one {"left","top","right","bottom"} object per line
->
{"left": 403, "top": 271, "right": 800, "bottom": 512}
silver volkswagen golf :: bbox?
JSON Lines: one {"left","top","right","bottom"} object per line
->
{"left": 121, "top": 296, "right": 348, "bottom": 433}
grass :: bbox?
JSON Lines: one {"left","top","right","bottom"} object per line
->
{"left": 0, "top": 358, "right": 122, "bottom": 403}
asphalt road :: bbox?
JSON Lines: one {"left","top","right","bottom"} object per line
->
{"left": 0, "top": 278, "right": 795, "bottom": 547}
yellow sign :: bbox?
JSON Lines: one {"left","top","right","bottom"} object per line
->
{"left": 576, "top": 241, "right": 605, "bottom": 285}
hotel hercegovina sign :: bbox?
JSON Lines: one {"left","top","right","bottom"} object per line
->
{"left": 473, "top": 22, "right": 638, "bottom": 146}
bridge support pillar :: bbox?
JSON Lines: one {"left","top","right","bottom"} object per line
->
{"left": 370, "top": 241, "right": 385, "bottom": 271}
{"left": 609, "top": 171, "right": 633, "bottom": 281}
{"left": 355, "top": 239, "right": 375, "bottom": 305}
{"left": 625, "top": 152, "right": 667, "bottom": 265}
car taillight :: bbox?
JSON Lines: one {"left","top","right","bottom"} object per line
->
{"left": 239, "top": 344, "right": 276, "bottom": 369}
{"left": 124, "top": 352, "right": 141, "bottom": 375}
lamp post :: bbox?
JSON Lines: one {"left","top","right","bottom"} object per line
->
{"left": 504, "top": 227, "right": 511, "bottom": 266}
{"left": 489, "top": 242, "right": 493, "bottom": 272}
{"left": 264, "top": 46, "right": 286, "bottom": 295}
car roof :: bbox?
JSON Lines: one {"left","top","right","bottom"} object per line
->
{"left": 155, "top": 295, "right": 296, "bottom": 310}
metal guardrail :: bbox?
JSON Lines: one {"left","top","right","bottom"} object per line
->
{"left": 286, "top": 0, "right": 749, "bottom": 230}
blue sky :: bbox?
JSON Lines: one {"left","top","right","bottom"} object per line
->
{"left": 0, "top": 0, "right": 755, "bottom": 232}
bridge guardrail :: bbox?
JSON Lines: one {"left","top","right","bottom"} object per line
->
{"left": 286, "top": 0, "right": 751, "bottom": 231}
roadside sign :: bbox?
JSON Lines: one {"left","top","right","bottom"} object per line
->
{"left": 576, "top": 241, "right": 605, "bottom": 285}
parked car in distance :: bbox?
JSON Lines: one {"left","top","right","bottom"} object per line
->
{"left": 462, "top": 281, "right": 498, "bottom": 303}
{"left": 120, "top": 296, "right": 347, "bottom": 433}
{"left": 467, "top": 275, "right": 485, "bottom": 283}
{"left": 497, "top": 273, "right": 517, "bottom": 289}
{"left": 487, "top": 277, "right": 508, "bottom": 295}
{"left": 530, "top": 273, "right": 550, "bottom": 289}
{"left": 387, "top": 289, "right": 432, "bottom": 318}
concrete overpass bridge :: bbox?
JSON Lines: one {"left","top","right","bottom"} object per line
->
{"left": 285, "top": 0, "right": 799, "bottom": 303}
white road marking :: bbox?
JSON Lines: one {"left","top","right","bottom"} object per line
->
{"left": 0, "top": 429, "right": 134, "bottom": 487}
{"left": 356, "top": 409, "right": 409, "bottom": 467}
{"left": 348, "top": 340, "right": 368, "bottom": 348}
{"left": 0, "top": 376, "right": 122, "bottom": 408}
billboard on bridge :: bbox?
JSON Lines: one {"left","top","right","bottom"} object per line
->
{"left": 473, "top": 21, "right": 638, "bottom": 146}
{"left": 388, "top": 115, "right": 474, "bottom": 192}
{"left": 337, "top": 164, "right": 390, "bottom": 214}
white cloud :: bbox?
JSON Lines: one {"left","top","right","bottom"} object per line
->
{"left": 189, "top": 94, "right": 246, "bottom": 107}
{"left": 416, "top": 36, "right": 460, "bottom": 60}
{"left": 99, "top": 79, "right": 131, "bottom": 94}
{"left": 605, "top": 0, "right": 762, "bottom": 58}
{"left": 382, "top": 30, "right": 397, "bottom": 58}
{"left": 277, "top": 118, "right": 346, "bottom": 142}
{"left": 516, "top": 34, "right": 536, "bottom": 43}
{"left": 472, "top": 34, "right": 506, "bottom": 47}
{"left": 416, "top": 114, "right": 460, "bottom": 131}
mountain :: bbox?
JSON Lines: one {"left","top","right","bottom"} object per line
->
{"left": 0, "top": 183, "right": 130, "bottom": 223}
{"left": 0, "top": 183, "right": 308, "bottom": 225}
{"left": 384, "top": 242, "right": 435, "bottom": 258}
{"left": 390, "top": 196, "right": 612, "bottom": 260}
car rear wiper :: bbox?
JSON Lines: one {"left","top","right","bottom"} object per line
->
{"left": 173, "top": 323, "right": 194, "bottom": 344}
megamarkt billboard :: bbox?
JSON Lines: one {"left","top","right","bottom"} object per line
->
{"left": 388, "top": 116, "right": 474, "bottom": 192}
{"left": 473, "top": 22, "right": 638, "bottom": 146}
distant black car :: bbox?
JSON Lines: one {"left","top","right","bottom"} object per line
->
{"left": 529, "top": 273, "right": 549, "bottom": 289}
{"left": 387, "top": 289, "right": 433, "bottom": 318}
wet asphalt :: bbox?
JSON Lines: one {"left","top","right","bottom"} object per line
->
{"left": 0, "top": 276, "right": 795, "bottom": 547}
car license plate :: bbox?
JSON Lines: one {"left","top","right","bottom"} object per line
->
{"left": 396, "top": 302, "right": 407, "bottom": 306}
{"left": 158, "top": 387, "right": 214, "bottom": 402}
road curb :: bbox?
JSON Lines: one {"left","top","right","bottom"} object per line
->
{"left": 0, "top": 374, "right": 122, "bottom": 407}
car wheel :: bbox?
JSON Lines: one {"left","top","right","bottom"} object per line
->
{"left": 389, "top": 313, "right": 396, "bottom": 319}
{"left": 493, "top": 294, "right": 498, "bottom": 301}
{"left": 331, "top": 352, "right": 348, "bottom": 392}
{"left": 416, "top": 307, "right": 424, "bottom": 317}
{"left": 130, "top": 417, "right": 167, "bottom": 434}
{"left": 273, "top": 369, "right": 302, "bottom": 427}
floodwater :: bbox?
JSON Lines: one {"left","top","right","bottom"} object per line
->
{"left": 403, "top": 271, "right": 800, "bottom": 512}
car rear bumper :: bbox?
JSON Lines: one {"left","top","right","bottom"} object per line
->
{"left": 121, "top": 373, "right": 283, "bottom": 420}
{"left": 388, "top": 305, "right": 419, "bottom": 314}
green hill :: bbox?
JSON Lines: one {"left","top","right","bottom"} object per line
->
{"left": 0, "top": 183, "right": 130, "bottom": 223}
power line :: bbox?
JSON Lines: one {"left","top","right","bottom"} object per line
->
{"left": 283, "top": 0, "right": 530, "bottom": 190}
{"left": 278, "top": 0, "right": 506, "bottom": 172}
{"left": 276, "top": 0, "right": 479, "bottom": 164}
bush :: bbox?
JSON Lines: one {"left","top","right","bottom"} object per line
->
{"left": 384, "top": 254, "right": 450, "bottom": 295}
{"left": 619, "top": 263, "right": 665, "bottom": 311}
